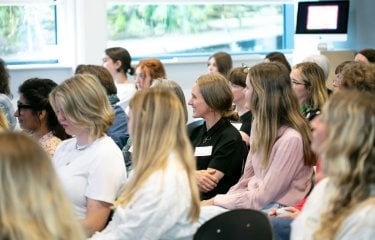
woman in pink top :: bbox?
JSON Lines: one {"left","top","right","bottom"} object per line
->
{"left": 202, "top": 62, "right": 316, "bottom": 211}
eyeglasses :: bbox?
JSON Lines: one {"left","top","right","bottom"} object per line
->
{"left": 17, "top": 103, "right": 34, "bottom": 115}
{"left": 135, "top": 73, "right": 146, "bottom": 80}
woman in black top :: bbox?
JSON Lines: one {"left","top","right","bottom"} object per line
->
{"left": 187, "top": 73, "right": 248, "bottom": 200}
{"left": 227, "top": 67, "right": 252, "bottom": 146}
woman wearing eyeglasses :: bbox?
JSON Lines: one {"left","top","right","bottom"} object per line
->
{"left": 134, "top": 58, "right": 166, "bottom": 91}
{"left": 14, "top": 78, "right": 68, "bottom": 158}
{"left": 290, "top": 62, "right": 328, "bottom": 122}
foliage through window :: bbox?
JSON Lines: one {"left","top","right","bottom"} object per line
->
{"left": 0, "top": 2, "right": 57, "bottom": 64}
{"left": 106, "top": 3, "right": 293, "bottom": 59}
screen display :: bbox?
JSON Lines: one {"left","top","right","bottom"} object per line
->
{"left": 296, "top": 1, "right": 349, "bottom": 34}
{"left": 307, "top": 5, "right": 338, "bottom": 30}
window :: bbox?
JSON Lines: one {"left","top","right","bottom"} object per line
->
{"left": 0, "top": 0, "right": 59, "bottom": 64}
{"left": 106, "top": 1, "right": 294, "bottom": 60}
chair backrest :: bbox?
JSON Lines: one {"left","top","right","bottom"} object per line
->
{"left": 194, "top": 209, "right": 274, "bottom": 240}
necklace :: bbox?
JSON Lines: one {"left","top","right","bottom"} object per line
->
{"left": 75, "top": 143, "right": 89, "bottom": 151}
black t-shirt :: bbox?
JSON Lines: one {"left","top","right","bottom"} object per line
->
{"left": 239, "top": 111, "right": 252, "bottom": 136}
{"left": 188, "top": 118, "right": 248, "bottom": 200}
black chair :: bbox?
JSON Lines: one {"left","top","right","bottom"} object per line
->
{"left": 194, "top": 209, "right": 274, "bottom": 240}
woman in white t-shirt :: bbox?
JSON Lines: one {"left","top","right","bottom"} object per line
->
{"left": 103, "top": 47, "right": 136, "bottom": 111}
{"left": 49, "top": 74, "right": 127, "bottom": 237}
{"left": 291, "top": 90, "right": 375, "bottom": 239}
{"left": 91, "top": 88, "right": 201, "bottom": 239}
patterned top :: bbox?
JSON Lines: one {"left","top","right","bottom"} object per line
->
{"left": 38, "top": 131, "right": 62, "bottom": 158}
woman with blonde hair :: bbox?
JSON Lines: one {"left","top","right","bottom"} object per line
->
{"left": 202, "top": 62, "right": 315, "bottom": 211}
{"left": 292, "top": 90, "right": 375, "bottom": 239}
{"left": 49, "top": 74, "right": 126, "bottom": 236}
{"left": 290, "top": 62, "right": 329, "bottom": 121}
{"left": 188, "top": 73, "right": 248, "bottom": 200}
{"left": 91, "top": 88, "right": 200, "bottom": 239}
{"left": 0, "top": 132, "right": 85, "bottom": 240}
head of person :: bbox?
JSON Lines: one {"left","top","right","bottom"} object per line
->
{"left": 116, "top": 88, "right": 200, "bottom": 221}
{"left": 332, "top": 60, "right": 352, "bottom": 92}
{"left": 245, "top": 62, "right": 315, "bottom": 167}
{"left": 207, "top": 51, "right": 233, "bottom": 77}
{"left": 290, "top": 62, "right": 328, "bottom": 110}
{"left": 135, "top": 58, "right": 166, "bottom": 90}
{"left": 227, "top": 66, "right": 247, "bottom": 106}
{"left": 339, "top": 61, "right": 375, "bottom": 92}
{"left": 188, "top": 73, "right": 238, "bottom": 121}
{"left": 303, "top": 54, "right": 331, "bottom": 81}
{"left": 354, "top": 48, "right": 375, "bottom": 63}
{"left": 151, "top": 78, "right": 188, "bottom": 123}
{"left": 0, "top": 58, "right": 11, "bottom": 96}
{"left": 49, "top": 74, "right": 114, "bottom": 142}
{"left": 15, "top": 78, "right": 68, "bottom": 140}
{"left": 75, "top": 64, "right": 117, "bottom": 95}
{"left": 313, "top": 90, "right": 375, "bottom": 239}
{"left": 0, "top": 132, "right": 85, "bottom": 240}
{"left": 264, "top": 51, "right": 291, "bottom": 73}
{"left": 103, "top": 47, "right": 134, "bottom": 77}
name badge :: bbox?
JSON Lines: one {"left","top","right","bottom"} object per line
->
{"left": 194, "top": 146, "right": 213, "bottom": 156}
{"left": 231, "top": 122, "right": 242, "bottom": 130}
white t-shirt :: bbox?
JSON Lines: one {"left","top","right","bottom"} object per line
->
{"left": 91, "top": 153, "right": 197, "bottom": 240}
{"left": 53, "top": 135, "right": 127, "bottom": 219}
{"left": 291, "top": 178, "right": 375, "bottom": 240}
{"left": 115, "top": 82, "right": 136, "bottom": 112}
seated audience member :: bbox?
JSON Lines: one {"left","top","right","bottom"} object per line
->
{"left": 354, "top": 48, "right": 375, "bottom": 63}
{"left": 264, "top": 51, "right": 292, "bottom": 73}
{"left": 134, "top": 58, "right": 166, "bottom": 91}
{"left": 49, "top": 74, "right": 127, "bottom": 236}
{"left": 90, "top": 88, "right": 200, "bottom": 239}
{"left": 122, "top": 78, "right": 189, "bottom": 175}
{"left": 75, "top": 64, "right": 129, "bottom": 149}
{"left": 0, "top": 58, "right": 16, "bottom": 129}
{"left": 188, "top": 73, "right": 248, "bottom": 200}
{"left": 0, "top": 109, "right": 9, "bottom": 130}
{"left": 0, "top": 132, "right": 85, "bottom": 240}
{"left": 201, "top": 62, "right": 315, "bottom": 211}
{"left": 207, "top": 51, "right": 233, "bottom": 77}
{"left": 14, "top": 78, "right": 68, "bottom": 158}
{"left": 332, "top": 60, "right": 352, "bottom": 92}
{"left": 290, "top": 62, "right": 329, "bottom": 121}
{"left": 103, "top": 47, "right": 136, "bottom": 111}
{"left": 227, "top": 66, "right": 252, "bottom": 145}
{"left": 291, "top": 90, "right": 375, "bottom": 239}
{"left": 303, "top": 54, "right": 332, "bottom": 94}
{"left": 339, "top": 61, "right": 375, "bottom": 92}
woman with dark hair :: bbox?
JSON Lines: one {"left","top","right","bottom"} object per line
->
{"left": 15, "top": 78, "right": 68, "bottom": 158}
{"left": 0, "top": 58, "right": 16, "bottom": 129}
{"left": 264, "top": 51, "right": 292, "bottom": 73}
{"left": 103, "top": 47, "right": 136, "bottom": 110}
{"left": 354, "top": 48, "right": 375, "bottom": 63}
{"left": 207, "top": 51, "right": 233, "bottom": 77}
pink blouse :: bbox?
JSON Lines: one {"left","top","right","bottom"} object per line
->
{"left": 214, "top": 126, "right": 313, "bottom": 210}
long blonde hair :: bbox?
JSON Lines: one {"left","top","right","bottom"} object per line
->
{"left": 314, "top": 90, "right": 375, "bottom": 239}
{"left": 293, "top": 62, "right": 328, "bottom": 110}
{"left": 248, "top": 62, "right": 316, "bottom": 167}
{"left": 49, "top": 74, "right": 114, "bottom": 142}
{"left": 0, "top": 132, "right": 85, "bottom": 240}
{"left": 115, "top": 88, "right": 200, "bottom": 221}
